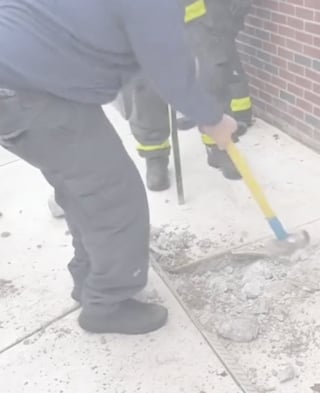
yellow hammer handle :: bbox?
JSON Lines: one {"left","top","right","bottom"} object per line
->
{"left": 226, "top": 142, "right": 276, "bottom": 219}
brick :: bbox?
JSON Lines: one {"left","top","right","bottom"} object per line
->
{"left": 280, "top": 90, "right": 296, "bottom": 104}
{"left": 250, "top": 36, "right": 262, "bottom": 48}
{"left": 295, "top": 119, "right": 314, "bottom": 138}
{"left": 240, "top": 43, "right": 257, "bottom": 56}
{"left": 287, "top": 16, "right": 304, "bottom": 30}
{"left": 272, "top": 98, "right": 288, "bottom": 112}
{"left": 270, "top": 33, "right": 286, "bottom": 46}
{"left": 305, "top": 68, "right": 320, "bottom": 82}
{"left": 261, "top": 0, "right": 279, "bottom": 11}
{"left": 279, "top": 25, "right": 296, "bottom": 38}
{"left": 288, "top": 83, "right": 303, "bottom": 97}
{"left": 250, "top": 76, "right": 265, "bottom": 90}
{"left": 303, "top": 45, "right": 320, "bottom": 59}
{"left": 286, "top": 38, "right": 303, "bottom": 52}
{"left": 305, "top": 22, "right": 320, "bottom": 35}
{"left": 295, "top": 75, "right": 313, "bottom": 89}
{"left": 257, "top": 69, "right": 272, "bottom": 82}
{"left": 280, "top": 69, "right": 295, "bottom": 82}
{"left": 271, "top": 55, "right": 287, "bottom": 68}
{"left": 253, "top": 97, "right": 266, "bottom": 111}
{"left": 314, "top": 36, "right": 320, "bottom": 48}
{"left": 262, "top": 41, "right": 277, "bottom": 54}
{"left": 305, "top": 114, "right": 320, "bottom": 128}
{"left": 288, "top": 104, "right": 305, "bottom": 120}
{"left": 264, "top": 62, "right": 279, "bottom": 75}
{"left": 264, "top": 83, "right": 279, "bottom": 96}
{"left": 289, "top": 0, "right": 304, "bottom": 5}
{"left": 259, "top": 91, "right": 273, "bottom": 103}
{"left": 279, "top": 3, "right": 295, "bottom": 15}
{"left": 296, "top": 31, "right": 314, "bottom": 45}
{"left": 256, "top": 49, "right": 272, "bottom": 63}
{"left": 272, "top": 12, "right": 287, "bottom": 24}
{"left": 313, "top": 83, "right": 320, "bottom": 94}
{"left": 255, "top": 28, "right": 270, "bottom": 41}
{"left": 295, "top": 6, "right": 315, "bottom": 20}
{"left": 294, "top": 53, "right": 312, "bottom": 67}
{"left": 249, "top": 86, "right": 259, "bottom": 97}
{"left": 304, "top": 0, "right": 319, "bottom": 8}
{"left": 288, "top": 62, "right": 305, "bottom": 76}
{"left": 263, "top": 21, "right": 278, "bottom": 33}
{"left": 271, "top": 75, "right": 287, "bottom": 89}
{"left": 250, "top": 56, "right": 265, "bottom": 69}
{"left": 297, "top": 98, "right": 313, "bottom": 112}
{"left": 314, "top": 107, "right": 320, "bottom": 117}
{"left": 305, "top": 91, "right": 320, "bottom": 106}
{"left": 278, "top": 47, "right": 294, "bottom": 60}
{"left": 313, "top": 60, "right": 320, "bottom": 72}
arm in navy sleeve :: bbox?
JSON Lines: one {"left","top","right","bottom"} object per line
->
{"left": 119, "top": 0, "right": 223, "bottom": 126}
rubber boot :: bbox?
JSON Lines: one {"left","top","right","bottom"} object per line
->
{"left": 177, "top": 116, "right": 196, "bottom": 131}
{"left": 206, "top": 145, "right": 241, "bottom": 180}
{"left": 146, "top": 156, "right": 170, "bottom": 191}
{"left": 48, "top": 194, "right": 65, "bottom": 218}
{"left": 234, "top": 121, "right": 248, "bottom": 138}
{"left": 78, "top": 299, "right": 168, "bottom": 334}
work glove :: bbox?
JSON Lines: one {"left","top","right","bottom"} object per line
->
{"left": 201, "top": 114, "right": 237, "bottom": 151}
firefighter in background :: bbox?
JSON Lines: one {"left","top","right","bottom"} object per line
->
{"left": 48, "top": 0, "right": 253, "bottom": 219}
{"left": 118, "top": 0, "right": 253, "bottom": 191}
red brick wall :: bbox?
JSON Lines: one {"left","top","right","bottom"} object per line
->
{"left": 238, "top": 0, "right": 320, "bottom": 149}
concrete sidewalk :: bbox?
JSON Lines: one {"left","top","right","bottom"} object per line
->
{"left": 1, "top": 106, "right": 320, "bottom": 392}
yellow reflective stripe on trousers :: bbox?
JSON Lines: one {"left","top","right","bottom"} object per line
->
{"left": 185, "top": 0, "right": 207, "bottom": 23}
{"left": 201, "top": 134, "right": 216, "bottom": 145}
{"left": 230, "top": 97, "right": 252, "bottom": 113}
{"left": 137, "top": 140, "right": 170, "bottom": 152}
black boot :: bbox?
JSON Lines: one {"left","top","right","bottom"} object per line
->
{"left": 146, "top": 157, "right": 170, "bottom": 191}
{"left": 177, "top": 116, "right": 196, "bottom": 131}
{"left": 206, "top": 145, "right": 241, "bottom": 180}
{"left": 234, "top": 121, "right": 248, "bottom": 138}
{"left": 78, "top": 299, "right": 168, "bottom": 334}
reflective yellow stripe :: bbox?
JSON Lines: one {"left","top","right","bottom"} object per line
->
{"left": 137, "top": 140, "right": 170, "bottom": 152}
{"left": 185, "top": 0, "right": 207, "bottom": 23}
{"left": 230, "top": 97, "right": 252, "bottom": 113}
{"left": 201, "top": 134, "right": 216, "bottom": 146}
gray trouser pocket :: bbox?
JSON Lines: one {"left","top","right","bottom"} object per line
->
{"left": 0, "top": 89, "right": 32, "bottom": 147}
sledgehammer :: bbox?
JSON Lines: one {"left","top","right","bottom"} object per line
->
{"left": 226, "top": 142, "right": 309, "bottom": 256}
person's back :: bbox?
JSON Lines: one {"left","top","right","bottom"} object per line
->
{"left": 0, "top": 0, "right": 137, "bottom": 103}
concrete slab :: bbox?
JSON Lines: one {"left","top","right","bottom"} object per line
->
{"left": 0, "top": 270, "right": 242, "bottom": 393}
{"left": 0, "top": 160, "right": 75, "bottom": 349}
{"left": 106, "top": 106, "right": 320, "bottom": 253}
{"left": 1, "top": 105, "right": 320, "bottom": 393}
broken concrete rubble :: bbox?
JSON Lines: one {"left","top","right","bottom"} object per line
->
{"left": 215, "top": 315, "right": 260, "bottom": 343}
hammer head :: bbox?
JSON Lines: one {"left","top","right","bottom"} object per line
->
{"left": 266, "top": 230, "right": 310, "bottom": 257}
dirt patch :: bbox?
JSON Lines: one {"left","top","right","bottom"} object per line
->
{"left": 0, "top": 279, "right": 19, "bottom": 298}
{"left": 151, "top": 227, "right": 320, "bottom": 392}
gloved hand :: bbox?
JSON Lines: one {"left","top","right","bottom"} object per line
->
{"left": 201, "top": 114, "right": 237, "bottom": 150}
